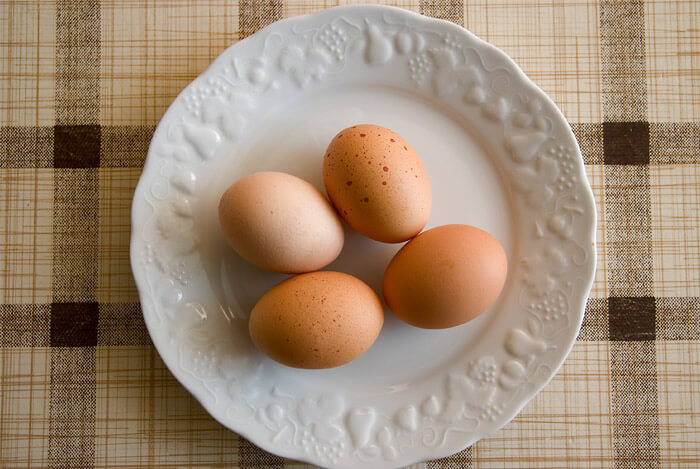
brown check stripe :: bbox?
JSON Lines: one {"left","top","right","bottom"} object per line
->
{"left": 1, "top": 0, "right": 699, "bottom": 467}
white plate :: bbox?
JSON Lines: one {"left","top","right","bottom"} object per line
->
{"left": 130, "top": 5, "right": 596, "bottom": 468}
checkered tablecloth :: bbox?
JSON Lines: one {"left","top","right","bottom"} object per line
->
{"left": 1, "top": 0, "right": 698, "bottom": 467}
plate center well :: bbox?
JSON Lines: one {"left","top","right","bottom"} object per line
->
{"left": 199, "top": 84, "right": 516, "bottom": 391}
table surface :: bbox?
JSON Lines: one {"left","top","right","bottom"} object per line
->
{"left": 1, "top": 0, "right": 698, "bottom": 467}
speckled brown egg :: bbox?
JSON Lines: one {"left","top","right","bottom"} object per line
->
{"left": 323, "top": 124, "right": 431, "bottom": 243}
{"left": 248, "top": 271, "right": 384, "bottom": 369}
{"left": 383, "top": 224, "right": 508, "bottom": 329}
{"left": 218, "top": 171, "right": 344, "bottom": 274}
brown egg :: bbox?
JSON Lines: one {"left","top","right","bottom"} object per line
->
{"left": 249, "top": 271, "right": 384, "bottom": 369}
{"left": 323, "top": 124, "right": 430, "bottom": 243}
{"left": 383, "top": 224, "right": 508, "bottom": 329}
{"left": 218, "top": 171, "right": 344, "bottom": 273}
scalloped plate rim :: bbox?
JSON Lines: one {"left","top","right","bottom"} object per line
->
{"left": 130, "top": 4, "right": 597, "bottom": 467}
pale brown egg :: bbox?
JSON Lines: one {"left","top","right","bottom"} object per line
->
{"left": 248, "top": 271, "right": 384, "bottom": 369}
{"left": 323, "top": 124, "right": 430, "bottom": 243}
{"left": 218, "top": 171, "right": 344, "bottom": 274}
{"left": 383, "top": 224, "right": 508, "bottom": 329}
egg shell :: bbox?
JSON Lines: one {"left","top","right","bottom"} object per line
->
{"left": 248, "top": 271, "right": 384, "bottom": 369}
{"left": 323, "top": 124, "right": 431, "bottom": 243}
{"left": 218, "top": 171, "right": 344, "bottom": 274}
{"left": 383, "top": 224, "right": 508, "bottom": 329}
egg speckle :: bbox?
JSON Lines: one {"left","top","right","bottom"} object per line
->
{"left": 383, "top": 224, "right": 508, "bottom": 329}
{"left": 323, "top": 124, "right": 431, "bottom": 243}
{"left": 249, "top": 271, "right": 384, "bottom": 369}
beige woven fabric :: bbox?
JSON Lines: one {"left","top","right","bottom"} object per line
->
{"left": 1, "top": 0, "right": 698, "bottom": 467}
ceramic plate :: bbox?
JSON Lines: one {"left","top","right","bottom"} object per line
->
{"left": 130, "top": 5, "right": 596, "bottom": 468}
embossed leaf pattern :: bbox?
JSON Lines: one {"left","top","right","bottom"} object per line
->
{"left": 512, "top": 99, "right": 546, "bottom": 130}
{"left": 429, "top": 47, "right": 460, "bottom": 96}
{"left": 220, "top": 354, "right": 263, "bottom": 400}
{"left": 218, "top": 112, "right": 248, "bottom": 141}
{"left": 298, "top": 395, "right": 345, "bottom": 443}
{"left": 429, "top": 46, "right": 457, "bottom": 68}
{"left": 443, "top": 374, "right": 497, "bottom": 423}
{"left": 182, "top": 124, "right": 221, "bottom": 160}
{"left": 464, "top": 84, "right": 486, "bottom": 104}
{"left": 256, "top": 403, "right": 293, "bottom": 442}
{"left": 200, "top": 95, "right": 250, "bottom": 141}
{"left": 279, "top": 46, "right": 328, "bottom": 87}
{"left": 543, "top": 246, "right": 568, "bottom": 275}
{"left": 547, "top": 193, "right": 585, "bottom": 240}
{"left": 406, "top": 45, "right": 483, "bottom": 97}
{"left": 505, "top": 130, "right": 547, "bottom": 162}
{"left": 483, "top": 96, "right": 509, "bottom": 122}
{"left": 511, "top": 173, "right": 552, "bottom": 209}
{"left": 510, "top": 155, "right": 559, "bottom": 208}
{"left": 523, "top": 245, "right": 569, "bottom": 295}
